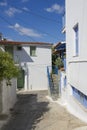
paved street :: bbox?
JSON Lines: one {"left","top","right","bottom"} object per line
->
{"left": 1, "top": 91, "right": 87, "bottom": 130}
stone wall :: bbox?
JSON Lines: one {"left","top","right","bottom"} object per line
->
{"left": 0, "top": 79, "right": 17, "bottom": 114}
{"left": 0, "top": 83, "right": 2, "bottom": 113}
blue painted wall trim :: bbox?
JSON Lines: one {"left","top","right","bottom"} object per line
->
{"left": 47, "top": 66, "right": 51, "bottom": 88}
{"left": 72, "top": 86, "right": 87, "bottom": 108}
{"left": 47, "top": 66, "right": 53, "bottom": 94}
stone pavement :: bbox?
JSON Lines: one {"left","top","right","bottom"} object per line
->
{"left": 0, "top": 90, "right": 87, "bottom": 130}
{"left": 74, "top": 126, "right": 87, "bottom": 130}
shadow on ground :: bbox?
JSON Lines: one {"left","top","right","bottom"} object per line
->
{"left": 1, "top": 92, "right": 49, "bottom": 130}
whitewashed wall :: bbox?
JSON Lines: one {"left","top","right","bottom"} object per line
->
{"left": 14, "top": 45, "right": 52, "bottom": 91}
{"left": 60, "top": 71, "right": 67, "bottom": 103}
{"left": 65, "top": 0, "right": 87, "bottom": 122}
{"left": 66, "top": 0, "right": 87, "bottom": 95}
{"left": 2, "top": 79, "right": 17, "bottom": 114}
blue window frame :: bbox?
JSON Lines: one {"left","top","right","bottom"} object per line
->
{"left": 73, "top": 24, "right": 79, "bottom": 56}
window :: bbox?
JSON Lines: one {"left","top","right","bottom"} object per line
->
{"left": 30, "top": 46, "right": 36, "bottom": 56}
{"left": 73, "top": 24, "right": 79, "bottom": 56}
{"left": 17, "top": 46, "right": 22, "bottom": 51}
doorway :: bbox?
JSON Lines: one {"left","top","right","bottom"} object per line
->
{"left": 17, "top": 69, "right": 24, "bottom": 89}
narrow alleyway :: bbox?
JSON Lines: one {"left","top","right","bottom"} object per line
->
{"left": 1, "top": 91, "right": 87, "bottom": 130}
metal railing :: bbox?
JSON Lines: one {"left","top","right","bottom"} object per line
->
{"left": 47, "top": 66, "right": 53, "bottom": 95}
{"left": 47, "top": 66, "right": 60, "bottom": 100}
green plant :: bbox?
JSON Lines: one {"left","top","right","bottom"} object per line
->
{"left": 55, "top": 57, "right": 64, "bottom": 69}
{"left": 52, "top": 54, "right": 57, "bottom": 65}
{"left": 0, "top": 51, "right": 19, "bottom": 85}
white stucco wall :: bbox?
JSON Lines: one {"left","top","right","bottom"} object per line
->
{"left": 14, "top": 44, "right": 52, "bottom": 91}
{"left": 60, "top": 71, "right": 67, "bottom": 103}
{"left": 65, "top": 0, "right": 87, "bottom": 122}
{"left": 2, "top": 79, "right": 17, "bottom": 114}
{"left": 28, "top": 65, "right": 48, "bottom": 90}
{"left": 66, "top": 0, "right": 87, "bottom": 95}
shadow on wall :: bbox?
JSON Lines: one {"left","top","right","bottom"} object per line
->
{"left": 15, "top": 48, "right": 34, "bottom": 63}
{"left": 1, "top": 93, "right": 49, "bottom": 130}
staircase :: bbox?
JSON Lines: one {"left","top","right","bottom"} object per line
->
{"left": 47, "top": 66, "right": 60, "bottom": 101}
{"left": 51, "top": 74, "right": 59, "bottom": 100}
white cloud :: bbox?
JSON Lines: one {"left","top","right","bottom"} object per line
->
{"left": 22, "top": 7, "right": 29, "bottom": 11}
{"left": 9, "top": 23, "right": 42, "bottom": 38}
{"left": 22, "top": 0, "right": 29, "bottom": 3}
{"left": 0, "top": 0, "right": 7, "bottom": 6}
{"left": 45, "top": 4, "right": 64, "bottom": 14}
{"left": 5, "top": 7, "right": 22, "bottom": 17}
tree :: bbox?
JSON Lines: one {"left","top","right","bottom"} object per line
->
{"left": 0, "top": 51, "right": 19, "bottom": 85}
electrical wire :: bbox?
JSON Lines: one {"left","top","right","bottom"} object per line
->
{"left": 0, "top": 2, "right": 63, "bottom": 42}
{"left": 0, "top": 14, "right": 36, "bottom": 41}
{"left": 8, "top": 3, "right": 60, "bottom": 24}
{"left": 14, "top": 16, "right": 59, "bottom": 40}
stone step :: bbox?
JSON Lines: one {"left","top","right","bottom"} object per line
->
{"left": 48, "top": 74, "right": 60, "bottom": 101}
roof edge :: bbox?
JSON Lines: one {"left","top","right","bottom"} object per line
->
{"left": 0, "top": 40, "right": 53, "bottom": 47}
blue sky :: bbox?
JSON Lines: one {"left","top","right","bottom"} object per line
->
{"left": 0, "top": 0, "right": 65, "bottom": 44}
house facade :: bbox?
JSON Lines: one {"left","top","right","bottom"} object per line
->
{"left": 60, "top": 0, "right": 87, "bottom": 122}
{"left": 0, "top": 41, "right": 52, "bottom": 91}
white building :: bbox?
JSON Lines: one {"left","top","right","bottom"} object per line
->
{"left": 0, "top": 41, "right": 52, "bottom": 91}
{"left": 60, "top": 0, "right": 87, "bottom": 122}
